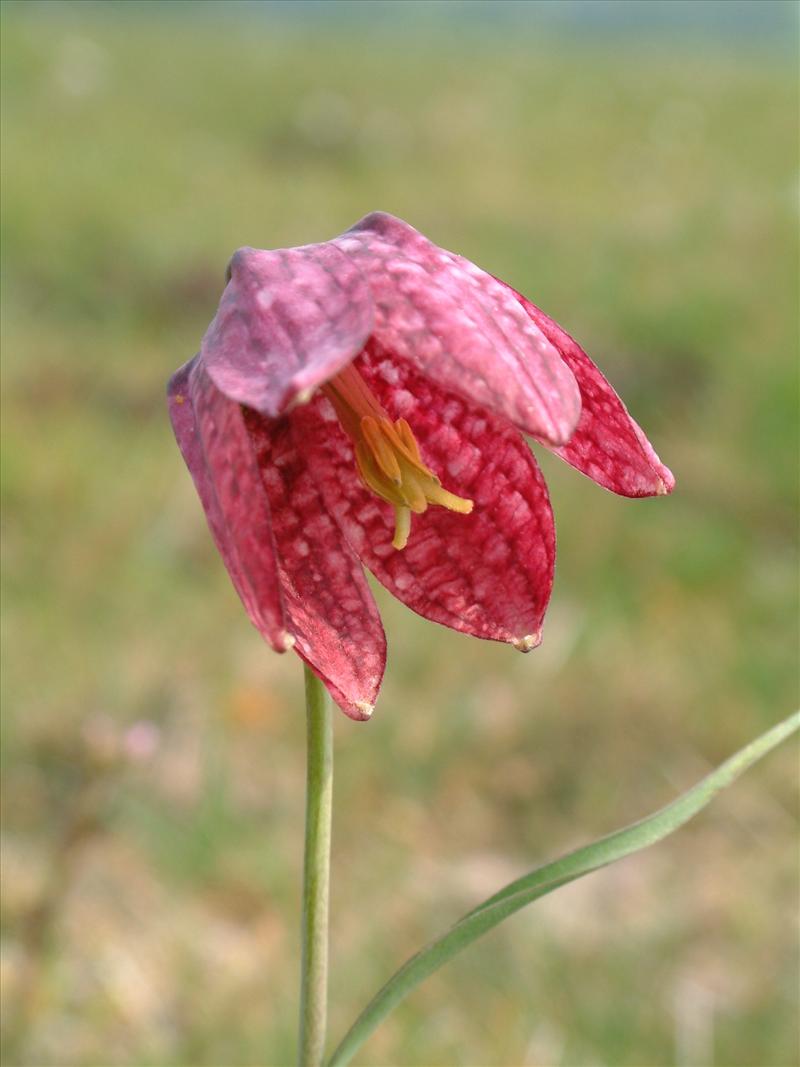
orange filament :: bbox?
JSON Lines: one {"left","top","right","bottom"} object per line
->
{"left": 322, "top": 364, "right": 473, "bottom": 550}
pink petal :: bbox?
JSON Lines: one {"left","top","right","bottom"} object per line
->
{"left": 242, "top": 408, "right": 386, "bottom": 721}
{"left": 167, "top": 358, "right": 289, "bottom": 650}
{"left": 332, "top": 212, "right": 581, "bottom": 446}
{"left": 508, "top": 288, "right": 675, "bottom": 497}
{"left": 294, "top": 343, "right": 555, "bottom": 648}
{"left": 202, "top": 242, "right": 374, "bottom": 417}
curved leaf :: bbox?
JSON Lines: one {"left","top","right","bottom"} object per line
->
{"left": 327, "top": 711, "right": 799, "bottom": 1067}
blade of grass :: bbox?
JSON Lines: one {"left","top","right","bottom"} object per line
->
{"left": 327, "top": 711, "right": 799, "bottom": 1067}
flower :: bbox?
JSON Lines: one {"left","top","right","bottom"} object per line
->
{"left": 168, "top": 212, "right": 673, "bottom": 720}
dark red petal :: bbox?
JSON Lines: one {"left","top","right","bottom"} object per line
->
{"left": 332, "top": 212, "right": 581, "bottom": 446}
{"left": 167, "top": 357, "right": 289, "bottom": 650}
{"left": 201, "top": 242, "right": 373, "bottom": 417}
{"left": 293, "top": 345, "right": 555, "bottom": 647}
{"left": 242, "top": 408, "right": 386, "bottom": 721}
{"left": 507, "top": 288, "right": 675, "bottom": 497}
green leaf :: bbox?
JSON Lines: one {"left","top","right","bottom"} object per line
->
{"left": 327, "top": 711, "right": 799, "bottom": 1067}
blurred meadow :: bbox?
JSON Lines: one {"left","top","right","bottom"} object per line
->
{"left": 1, "top": 1, "right": 798, "bottom": 1065}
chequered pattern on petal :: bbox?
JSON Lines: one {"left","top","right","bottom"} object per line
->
{"left": 508, "top": 288, "right": 675, "bottom": 497}
{"left": 167, "top": 358, "right": 288, "bottom": 649}
{"left": 202, "top": 241, "right": 373, "bottom": 417}
{"left": 242, "top": 409, "right": 386, "bottom": 720}
{"left": 293, "top": 343, "right": 555, "bottom": 646}
{"left": 332, "top": 212, "right": 581, "bottom": 445}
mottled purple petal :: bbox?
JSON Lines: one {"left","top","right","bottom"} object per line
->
{"left": 202, "top": 241, "right": 374, "bottom": 416}
{"left": 294, "top": 343, "right": 555, "bottom": 648}
{"left": 243, "top": 409, "right": 386, "bottom": 720}
{"left": 167, "top": 358, "right": 289, "bottom": 650}
{"left": 508, "top": 288, "right": 675, "bottom": 497}
{"left": 331, "top": 212, "right": 581, "bottom": 446}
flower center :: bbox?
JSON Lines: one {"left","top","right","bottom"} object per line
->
{"left": 321, "top": 363, "right": 473, "bottom": 550}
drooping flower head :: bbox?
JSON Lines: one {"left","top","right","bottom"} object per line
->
{"left": 168, "top": 213, "right": 673, "bottom": 719}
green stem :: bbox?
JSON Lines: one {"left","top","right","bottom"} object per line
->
{"left": 298, "top": 665, "right": 334, "bottom": 1067}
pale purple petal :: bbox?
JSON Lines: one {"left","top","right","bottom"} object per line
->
{"left": 167, "top": 358, "right": 289, "bottom": 650}
{"left": 332, "top": 212, "right": 581, "bottom": 446}
{"left": 243, "top": 409, "right": 386, "bottom": 720}
{"left": 202, "top": 241, "right": 373, "bottom": 416}
{"left": 509, "top": 289, "right": 675, "bottom": 496}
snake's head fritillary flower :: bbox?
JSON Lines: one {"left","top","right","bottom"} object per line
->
{"left": 168, "top": 213, "right": 673, "bottom": 720}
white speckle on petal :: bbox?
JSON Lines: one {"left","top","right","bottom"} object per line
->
{"left": 392, "top": 389, "right": 415, "bottom": 415}
{"left": 318, "top": 398, "right": 338, "bottom": 422}
{"left": 378, "top": 360, "right": 400, "bottom": 384}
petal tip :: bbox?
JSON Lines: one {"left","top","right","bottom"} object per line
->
{"left": 512, "top": 631, "right": 542, "bottom": 653}
{"left": 656, "top": 466, "right": 676, "bottom": 496}
{"left": 346, "top": 210, "right": 406, "bottom": 238}
{"left": 354, "top": 700, "right": 375, "bottom": 721}
{"left": 279, "top": 630, "right": 296, "bottom": 652}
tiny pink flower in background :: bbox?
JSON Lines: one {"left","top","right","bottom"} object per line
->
{"left": 122, "top": 721, "right": 161, "bottom": 763}
{"left": 168, "top": 212, "right": 673, "bottom": 720}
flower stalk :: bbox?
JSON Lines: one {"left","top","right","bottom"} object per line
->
{"left": 298, "top": 664, "right": 334, "bottom": 1067}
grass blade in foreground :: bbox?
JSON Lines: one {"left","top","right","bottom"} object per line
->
{"left": 327, "top": 711, "right": 799, "bottom": 1067}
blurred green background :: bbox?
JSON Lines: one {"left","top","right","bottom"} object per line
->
{"left": 1, "top": 1, "right": 798, "bottom": 1065}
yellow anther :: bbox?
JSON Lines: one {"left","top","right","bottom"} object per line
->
{"left": 355, "top": 441, "right": 404, "bottom": 506}
{"left": 402, "top": 468, "right": 429, "bottom": 514}
{"left": 394, "top": 417, "right": 423, "bottom": 462}
{"left": 360, "top": 416, "right": 402, "bottom": 484}
{"left": 322, "top": 365, "right": 473, "bottom": 549}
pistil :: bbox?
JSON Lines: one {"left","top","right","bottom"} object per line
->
{"left": 322, "top": 364, "right": 473, "bottom": 550}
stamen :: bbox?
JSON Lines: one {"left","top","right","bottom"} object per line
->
{"left": 321, "top": 365, "right": 473, "bottom": 549}
{"left": 395, "top": 418, "right": 423, "bottom": 462}
{"left": 392, "top": 507, "right": 412, "bottom": 551}
{"left": 360, "top": 417, "right": 402, "bottom": 484}
{"left": 425, "top": 483, "right": 474, "bottom": 513}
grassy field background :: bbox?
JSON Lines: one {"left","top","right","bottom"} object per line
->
{"left": 1, "top": 2, "right": 798, "bottom": 1065}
